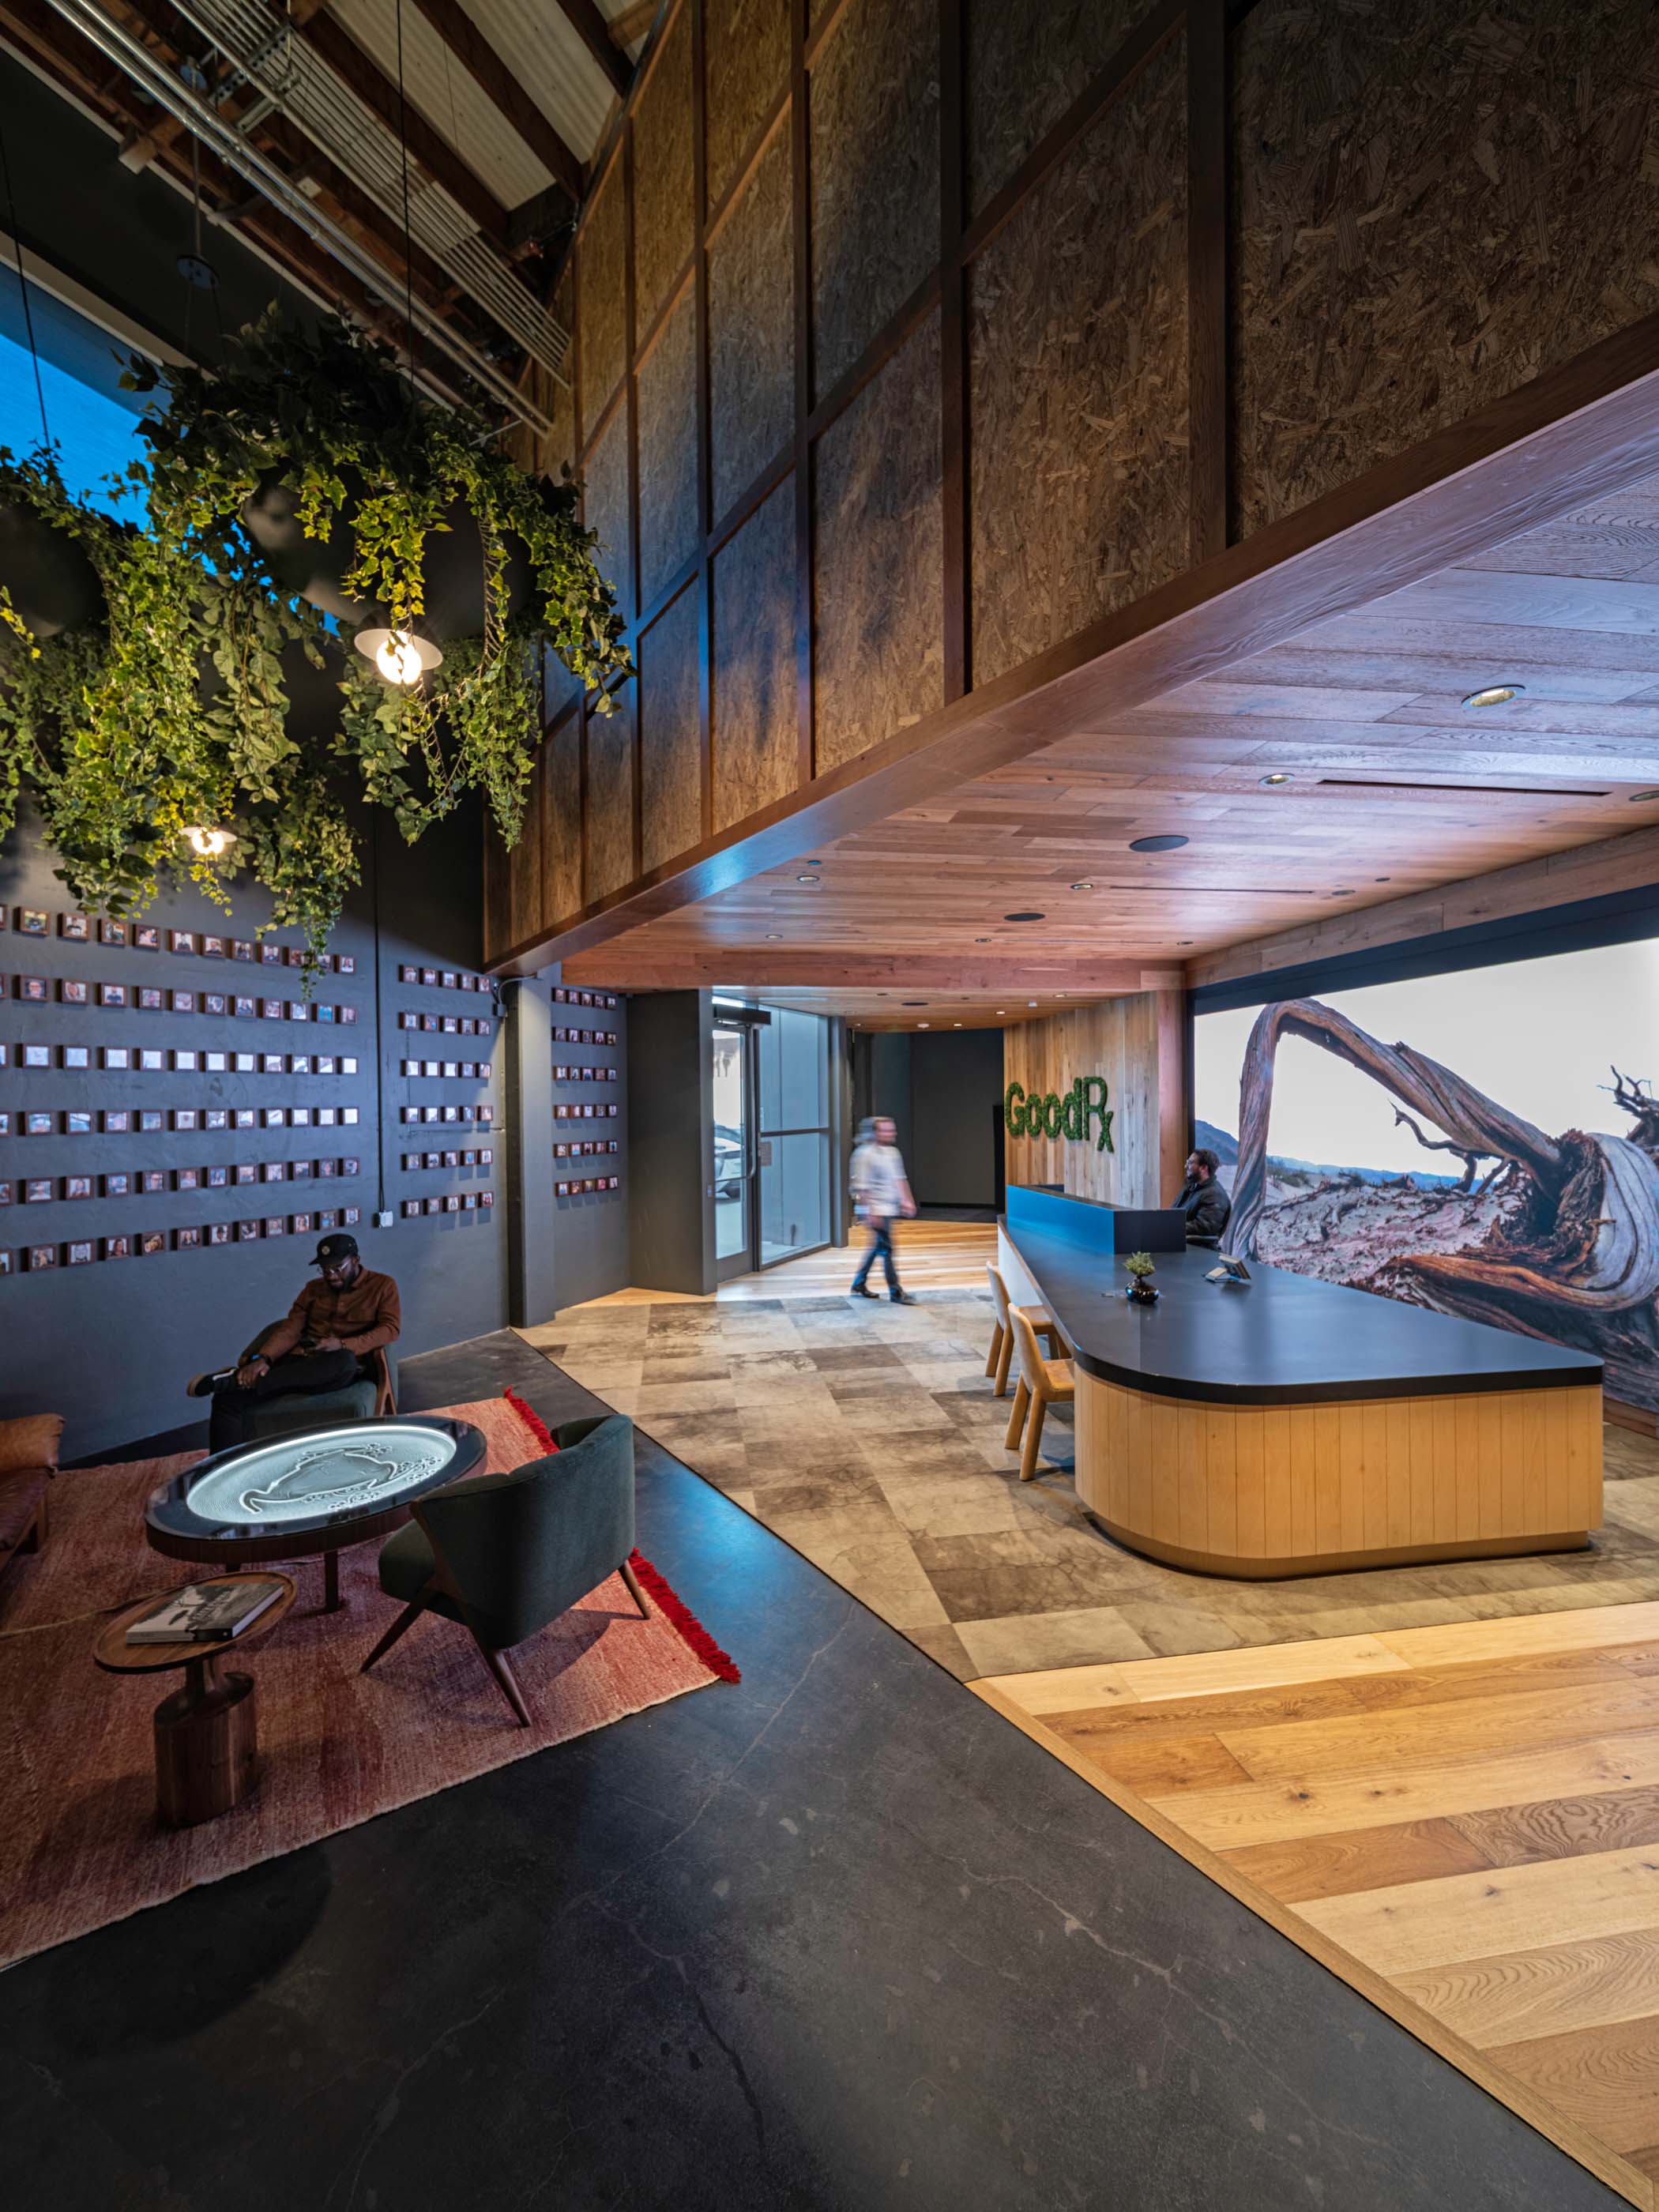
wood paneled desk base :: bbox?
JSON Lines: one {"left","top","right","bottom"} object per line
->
{"left": 1073, "top": 1371, "right": 1603, "bottom": 1579}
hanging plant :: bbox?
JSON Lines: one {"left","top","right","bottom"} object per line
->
{"left": 0, "top": 309, "right": 633, "bottom": 965}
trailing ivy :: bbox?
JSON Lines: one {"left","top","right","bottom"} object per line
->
{"left": 0, "top": 310, "right": 632, "bottom": 967}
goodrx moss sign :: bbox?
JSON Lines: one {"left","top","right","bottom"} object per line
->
{"left": 1003, "top": 1078, "right": 1114, "bottom": 1153}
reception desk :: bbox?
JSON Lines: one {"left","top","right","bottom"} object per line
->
{"left": 999, "top": 1186, "right": 1603, "bottom": 1578}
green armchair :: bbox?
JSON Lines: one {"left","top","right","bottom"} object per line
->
{"left": 226, "top": 1319, "right": 397, "bottom": 1443}
{"left": 360, "top": 1413, "right": 645, "bottom": 1725}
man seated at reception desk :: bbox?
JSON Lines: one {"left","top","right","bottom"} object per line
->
{"left": 1171, "top": 1147, "right": 1232, "bottom": 1242}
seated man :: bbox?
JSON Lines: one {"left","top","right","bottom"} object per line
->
{"left": 188, "top": 1232, "right": 401, "bottom": 1451}
{"left": 1172, "top": 1147, "right": 1233, "bottom": 1242}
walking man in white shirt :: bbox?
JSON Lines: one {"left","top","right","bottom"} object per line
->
{"left": 849, "top": 1115, "right": 918, "bottom": 1304}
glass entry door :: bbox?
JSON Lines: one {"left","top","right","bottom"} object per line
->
{"left": 712, "top": 1021, "right": 757, "bottom": 1280}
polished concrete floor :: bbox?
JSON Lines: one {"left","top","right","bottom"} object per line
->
{"left": 0, "top": 1331, "right": 1630, "bottom": 2210}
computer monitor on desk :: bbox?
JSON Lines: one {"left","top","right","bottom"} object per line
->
{"left": 1109, "top": 1207, "right": 1187, "bottom": 1254}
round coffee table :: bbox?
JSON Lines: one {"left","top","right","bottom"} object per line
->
{"left": 94, "top": 1573, "right": 298, "bottom": 1826}
{"left": 144, "top": 1416, "right": 487, "bottom": 1612}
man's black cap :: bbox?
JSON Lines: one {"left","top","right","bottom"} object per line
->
{"left": 311, "top": 1232, "right": 359, "bottom": 1268}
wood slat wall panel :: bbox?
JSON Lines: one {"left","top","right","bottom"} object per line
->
{"left": 640, "top": 581, "right": 705, "bottom": 872}
{"left": 812, "top": 314, "right": 945, "bottom": 776}
{"left": 1232, "top": 0, "right": 1659, "bottom": 536}
{"left": 969, "top": 37, "right": 1189, "bottom": 689}
{"left": 713, "top": 476, "right": 797, "bottom": 830}
{"left": 631, "top": 0, "right": 697, "bottom": 336}
{"left": 1001, "top": 993, "right": 1179, "bottom": 1208}
{"left": 638, "top": 285, "right": 702, "bottom": 605}
{"left": 583, "top": 410, "right": 635, "bottom": 626}
{"left": 964, "top": 0, "right": 1154, "bottom": 214}
{"left": 542, "top": 709, "right": 583, "bottom": 921}
{"left": 808, "top": 0, "right": 941, "bottom": 400}
{"left": 585, "top": 694, "right": 638, "bottom": 901}
{"left": 704, "top": 0, "right": 791, "bottom": 206}
{"left": 707, "top": 122, "right": 793, "bottom": 520}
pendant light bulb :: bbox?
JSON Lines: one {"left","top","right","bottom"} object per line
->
{"left": 183, "top": 824, "right": 235, "bottom": 859}
{"left": 355, "top": 626, "right": 443, "bottom": 685}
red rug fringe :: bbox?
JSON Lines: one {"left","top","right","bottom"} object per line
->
{"left": 501, "top": 1388, "right": 741, "bottom": 1683}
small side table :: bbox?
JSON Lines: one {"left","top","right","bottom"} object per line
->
{"left": 93, "top": 1574, "right": 297, "bottom": 1827}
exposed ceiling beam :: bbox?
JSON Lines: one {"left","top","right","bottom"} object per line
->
{"left": 557, "top": 0, "right": 631, "bottom": 101}
{"left": 560, "top": 952, "right": 1184, "bottom": 991}
{"left": 404, "top": 0, "right": 581, "bottom": 202}
{"left": 605, "top": 0, "right": 657, "bottom": 48}
{"left": 293, "top": 4, "right": 511, "bottom": 247}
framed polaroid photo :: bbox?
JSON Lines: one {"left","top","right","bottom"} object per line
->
{"left": 289, "top": 1055, "right": 311, "bottom": 1077}
{"left": 291, "top": 1157, "right": 313, "bottom": 1180}
{"left": 172, "top": 1050, "right": 199, "bottom": 1073}
{"left": 171, "top": 991, "right": 196, "bottom": 1016}
{"left": 400, "top": 1011, "right": 419, "bottom": 1032}
{"left": 64, "top": 1111, "right": 93, "bottom": 1136}
{"left": 480, "top": 1105, "right": 494, "bottom": 1125}
{"left": 137, "top": 985, "right": 164, "bottom": 1013}
{"left": 341, "top": 1106, "right": 359, "bottom": 1126}
{"left": 263, "top": 1216, "right": 286, "bottom": 1236}
{"left": 259, "top": 942, "right": 283, "bottom": 965}
{"left": 420, "top": 1014, "right": 438, "bottom": 1034}
{"left": 17, "top": 973, "right": 47, "bottom": 1002}
{"left": 461, "top": 1191, "right": 477, "bottom": 1210}
{"left": 168, "top": 930, "right": 196, "bottom": 955}
{"left": 17, "top": 908, "right": 49, "bottom": 937}
{"left": 440, "top": 1104, "right": 460, "bottom": 1125}
{"left": 138, "top": 1109, "right": 164, "bottom": 1134}
{"left": 205, "top": 1108, "right": 229, "bottom": 1132}
{"left": 263, "top": 1107, "right": 287, "bottom": 1127}
{"left": 201, "top": 935, "right": 225, "bottom": 958}
{"left": 0, "top": 1113, "right": 9, "bottom": 1137}
{"left": 141, "top": 1170, "right": 167, "bottom": 1194}
{"left": 316, "top": 1003, "right": 337, "bottom": 1025}
{"left": 24, "top": 1112, "right": 51, "bottom": 1137}
{"left": 100, "top": 918, "right": 129, "bottom": 947}
{"left": 442, "top": 1015, "right": 459, "bottom": 1035}
{"left": 102, "top": 1046, "right": 131, "bottom": 1071}
{"left": 316, "top": 1208, "right": 339, "bottom": 1232}
{"left": 340, "top": 1155, "right": 359, "bottom": 1176}
{"left": 314, "top": 1054, "right": 336, "bottom": 1076}
{"left": 237, "top": 1219, "right": 261, "bottom": 1240}
{"left": 172, "top": 1108, "right": 200, "bottom": 1131}
{"left": 63, "top": 1175, "right": 93, "bottom": 1201}
{"left": 231, "top": 939, "right": 255, "bottom": 961}
{"left": 28, "top": 1244, "right": 58, "bottom": 1270}
{"left": 175, "top": 1168, "right": 201, "bottom": 1192}
{"left": 420, "top": 1149, "right": 439, "bottom": 1168}
{"left": 441, "top": 970, "right": 457, "bottom": 990}
{"left": 336, "top": 954, "right": 356, "bottom": 976}
{"left": 442, "top": 1060, "right": 460, "bottom": 1080}
{"left": 263, "top": 1161, "right": 288, "bottom": 1182}
{"left": 134, "top": 924, "right": 160, "bottom": 950}
{"left": 399, "top": 965, "right": 419, "bottom": 985}
{"left": 23, "top": 1179, "right": 53, "bottom": 1204}
{"left": 445, "top": 1193, "right": 461, "bottom": 1212}
{"left": 233, "top": 1052, "right": 257, "bottom": 1074}
{"left": 98, "top": 982, "right": 127, "bottom": 1009}
{"left": 235, "top": 1163, "right": 258, "bottom": 1185}
{"left": 403, "top": 1198, "right": 423, "bottom": 1218}
{"left": 261, "top": 1053, "right": 285, "bottom": 1076}
{"left": 423, "top": 1106, "right": 441, "bottom": 1124}
{"left": 103, "top": 1172, "right": 131, "bottom": 1198}
{"left": 556, "top": 1181, "right": 570, "bottom": 1198}
{"left": 232, "top": 995, "right": 257, "bottom": 1018}
{"left": 425, "top": 1195, "right": 443, "bottom": 1215}
{"left": 101, "top": 1111, "right": 130, "bottom": 1134}
{"left": 62, "top": 1046, "right": 91, "bottom": 1071}
{"left": 260, "top": 999, "right": 284, "bottom": 1020}
{"left": 138, "top": 1048, "right": 165, "bottom": 1072}
{"left": 59, "top": 912, "right": 91, "bottom": 942}
{"left": 315, "top": 1106, "right": 337, "bottom": 1127}
{"left": 481, "top": 1148, "right": 495, "bottom": 1166}
{"left": 421, "top": 968, "right": 438, "bottom": 988}
{"left": 291, "top": 1107, "right": 312, "bottom": 1127}
{"left": 103, "top": 1234, "right": 132, "bottom": 1260}
{"left": 203, "top": 991, "right": 228, "bottom": 1016}
{"left": 0, "top": 1250, "right": 9, "bottom": 1276}
{"left": 59, "top": 977, "right": 89, "bottom": 1005}
{"left": 552, "top": 987, "right": 566, "bottom": 1004}
{"left": 340, "top": 1205, "right": 360, "bottom": 1226}
{"left": 204, "top": 1052, "right": 228, "bottom": 1075}
{"left": 461, "top": 1018, "right": 477, "bottom": 1037}
{"left": 285, "top": 945, "right": 307, "bottom": 969}
{"left": 288, "top": 1001, "right": 310, "bottom": 1021}
{"left": 290, "top": 1212, "right": 314, "bottom": 1236}
{"left": 206, "top": 1164, "right": 229, "bottom": 1187}
{"left": 317, "top": 1157, "right": 337, "bottom": 1180}
{"left": 21, "top": 1044, "right": 51, "bottom": 1070}
{"left": 206, "top": 1221, "right": 230, "bottom": 1245}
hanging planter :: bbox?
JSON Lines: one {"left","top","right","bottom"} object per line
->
{"left": 0, "top": 310, "right": 633, "bottom": 965}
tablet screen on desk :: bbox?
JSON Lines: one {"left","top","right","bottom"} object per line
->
{"left": 1205, "top": 1258, "right": 1251, "bottom": 1284}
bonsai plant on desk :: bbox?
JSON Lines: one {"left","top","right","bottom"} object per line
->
{"left": 1124, "top": 1251, "right": 1159, "bottom": 1305}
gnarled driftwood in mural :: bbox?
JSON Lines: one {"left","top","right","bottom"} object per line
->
{"left": 1224, "top": 998, "right": 1659, "bottom": 1404}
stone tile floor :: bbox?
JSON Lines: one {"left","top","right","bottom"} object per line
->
{"left": 523, "top": 1290, "right": 1659, "bottom": 1680}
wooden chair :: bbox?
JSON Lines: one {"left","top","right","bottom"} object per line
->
{"left": 985, "top": 1264, "right": 1062, "bottom": 1398}
{"left": 1003, "top": 1309, "right": 1076, "bottom": 1482}
{"left": 0, "top": 1413, "right": 62, "bottom": 1586}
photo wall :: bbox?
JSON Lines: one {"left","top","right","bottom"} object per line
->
{"left": 1194, "top": 937, "right": 1659, "bottom": 1409}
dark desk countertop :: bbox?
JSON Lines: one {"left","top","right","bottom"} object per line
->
{"left": 1003, "top": 1221, "right": 1603, "bottom": 1407}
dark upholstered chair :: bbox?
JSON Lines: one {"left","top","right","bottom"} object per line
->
{"left": 227, "top": 1319, "right": 397, "bottom": 1443}
{"left": 0, "top": 1413, "right": 62, "bottom": 1585}
{"left": 361, "top": 1413, "right": 645, "bottom": 1725}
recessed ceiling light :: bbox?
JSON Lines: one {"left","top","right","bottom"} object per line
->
{"left": 996, "top": 1009, "right": 1006, "bottom": 1014}
{"left": 1632, "top": 789, "right": 1659, "bottom": 803}
{"left": 1027, "top": 1000, "right": 1039, "bottom": 1007}
{"left": 1070, "top": 880, "right": 1093, "bottom": 891}
{"left": 1258, "top": 772, "right": 1293, "bottom": 787}
{"left": 1375, "top": 875, "right": 1391, "bottom": 882}
{"left": 1462, "top": 683, "right": 1525, "bottom": 709}
{"left": 796, "top": 875, "right": 819, "bottom": 883}
{"left": 765, "top": 933, "right": 782, "bottom": 939}
{"left": 1178, "top": 939, "right": 1193, "bottom": 946}
{"left": 1004, "top": 910, "right": 1045, "bottom": 921}
{"left": 974, "top": 935, "right": 991, "bottom": 942}
{"left": 917, "top": 1021, "right": 929, "bottom": 1029}
{"left": 1332, "top": 889, "right": 1355, "bottom": 897}
{"left": 953, "top": 1021, "right": 961, "bottom": 1028}
{"left": 1129, "top": 834, "right": 1188, "bottom": 852}
{"left": 902, "top": 1000, "right": 927, "bottom": 1006}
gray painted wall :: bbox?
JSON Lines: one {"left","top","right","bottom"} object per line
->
{"left": 0, "top": 799, "right": 508, "bottom": 1458}
{"left": 853, "top": 1029, "right": 1003, "bottom": 1206}
{"left": 627, "top": 991, "right": 714, "bottom": 1296}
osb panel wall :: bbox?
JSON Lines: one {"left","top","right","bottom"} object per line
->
{"left": 632, "top": 1, "right": 695, "bottom": 337}
{"left": 509, "top": 746, "right": 546, "bottom": 950}
{"left": 708, "top": 124, "right": 793, "bottom": 521}
{"left": 810, "top": 0, "right": 940, "bottom": 399}
{"left": 713, "top": 476, "right": 796, "bottom": 832}
{"left": 540, "top": 709, "right": 583, "bottom": 922}
{"left": 583, "top": 412, "right": 634, "bottom": 626}
{"left": 1003, "top": 998, "right": 1169, "bottom": 1208}
{"left": 638, "top": 286, "right": 701, "bottom": 608}
{"left": 585, "top": 695, "right": 637, "bottom": 902}
{"left": 639, "top": 581, "right": 704, "bottom": 873}
{"left": 969, "top": 39, "right": 1188, "bottom": 688}
{"left": 965, "top": 0, "right": 1153, "bottom": 213}
{"left": 1233, "top": 0, "right": 1659, "bottom": 534}
{"left": 579, "top": 157, "right": 629, "bottom": 431}
{"left": 705, "top": 0, "right": 789, "bottom": 207}
{"left": 813, "top": 315, "right": 943, "bottom": 777}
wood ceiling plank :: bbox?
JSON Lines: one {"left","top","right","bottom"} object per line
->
{"left": 1382, "top": 569, "right": 1659, "bottom": 638}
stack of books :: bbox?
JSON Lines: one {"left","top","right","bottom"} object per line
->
{"left": 125, "top": 1580, "right": 284, "bottom": 1644}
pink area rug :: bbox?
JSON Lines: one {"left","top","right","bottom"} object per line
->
{"left": 0, "top": 1394, "right": 737, "bottom": 1969}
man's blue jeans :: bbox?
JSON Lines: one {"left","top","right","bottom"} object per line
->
{"left": 852, "top": 1215, "right": 899, "bottom": 1295}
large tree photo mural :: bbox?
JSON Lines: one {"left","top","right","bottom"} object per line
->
{"left": 1194, "top": 942, "right": 1659, "bottom": 1410}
